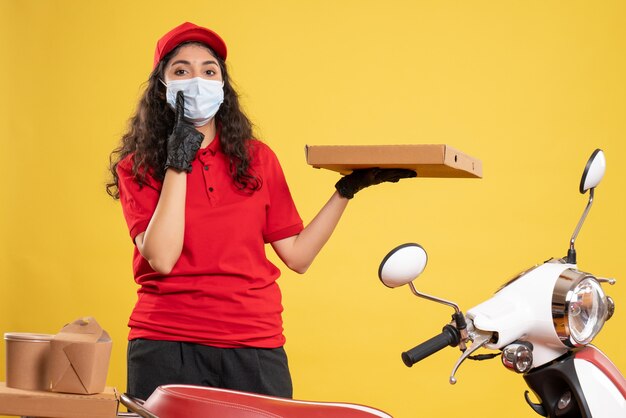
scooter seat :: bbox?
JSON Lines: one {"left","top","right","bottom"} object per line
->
{"left": 140, "top": 384, "right": 392, "bottom": 418}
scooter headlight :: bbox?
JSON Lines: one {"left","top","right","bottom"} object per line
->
{"left": 552, "top": 269, "right": 608, "bottom": 347}
{"left": 568, "top": 278, "right": 608, "bottom": 344}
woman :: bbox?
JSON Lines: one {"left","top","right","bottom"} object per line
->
{"left": 107, "top": 22, "right": 415, "bottom": 400}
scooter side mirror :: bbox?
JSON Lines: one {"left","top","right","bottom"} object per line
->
{"left": 378, "top": 243, "right": 428, "bottom": 288}
{"left": 579, "top": 149, "right": 606, "bottom": 194}
{"left": 567, "top": 149, "right": 607, "bottom": 263}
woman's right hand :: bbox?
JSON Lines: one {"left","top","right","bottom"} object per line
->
{"left": 165, "top": 91, "right": 205, "bottom": 172}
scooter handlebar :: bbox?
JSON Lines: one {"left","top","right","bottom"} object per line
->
{"left": 401, "top": 324, "right": 460, "bottom": 367}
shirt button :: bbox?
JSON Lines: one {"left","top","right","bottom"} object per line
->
{"left": 204, "top": 165, "right": 209, "bottom": 170}
{"left": 209, "top": 187, "right": 214, "bottom": 192}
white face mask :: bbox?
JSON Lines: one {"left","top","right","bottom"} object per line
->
{"left": 164, "top": 77, "right": 224, "bottom": 127}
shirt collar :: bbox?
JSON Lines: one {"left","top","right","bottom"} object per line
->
{"left": 199, "top": 128, "right": 221, "bottom": 156}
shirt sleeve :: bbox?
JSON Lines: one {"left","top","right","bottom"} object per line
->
{"left": 260, "top": 144, "right": 304, "bottom": 243}
{"left": 116, "top": 155, "right": 162, "bottom": 242}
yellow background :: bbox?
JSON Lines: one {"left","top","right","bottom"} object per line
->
{"left": 1, "top": 1, "right": 625, "bottom": 417}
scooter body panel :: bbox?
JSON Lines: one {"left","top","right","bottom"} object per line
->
{"left": 467, "top": 262, "right": 572, "bottom": 367}
{"left": 575, "top": 359, "right": 626, "bottom": 417}
{"left": 574, "top": 346, "right": 626, "bottom": 417}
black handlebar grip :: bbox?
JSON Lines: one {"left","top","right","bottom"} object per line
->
{"left": 401, "top": 324, "right": 460, "bottom": 367}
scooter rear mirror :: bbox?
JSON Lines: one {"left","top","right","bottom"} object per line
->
{"left": 579, "top": 149, "right": 606, "bottom": 194}
{"left": 378, "top": 243, "right": 428, "bottom": 288}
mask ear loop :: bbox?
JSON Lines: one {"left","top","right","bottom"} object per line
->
{"left": 159, "top": 79, "right": 168, "bottom": 88}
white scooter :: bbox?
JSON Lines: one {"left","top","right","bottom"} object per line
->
{"left": 378, "top": 149, "right": 626, "bottom": 417}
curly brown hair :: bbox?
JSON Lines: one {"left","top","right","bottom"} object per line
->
{"left": 106, "top": 42, "right": 261, "bottom": 199}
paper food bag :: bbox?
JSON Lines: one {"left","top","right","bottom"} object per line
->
{"left": 47, "top": 317, "right": 112, "bottom": 394}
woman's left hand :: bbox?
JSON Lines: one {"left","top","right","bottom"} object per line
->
{"left": 334, "top": 168, "right": 417, "bottom": 199}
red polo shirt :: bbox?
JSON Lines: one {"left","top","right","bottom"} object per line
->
{"left": 117, "top": 135, "right": 303, "bottom": 348}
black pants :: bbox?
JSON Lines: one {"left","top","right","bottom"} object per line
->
{"left": 127, "top": 339, "right": 293, "bottom": 401}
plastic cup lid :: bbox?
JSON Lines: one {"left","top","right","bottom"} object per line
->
{"left": 4, "top": 332, "right": 54, "bottom": 342}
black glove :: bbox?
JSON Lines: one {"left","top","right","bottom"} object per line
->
{"left": 335, "top": 168, "right": 417, "bottom": 199}
{"left": 164, "top": 91, "right": 205, "bottom": 172}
